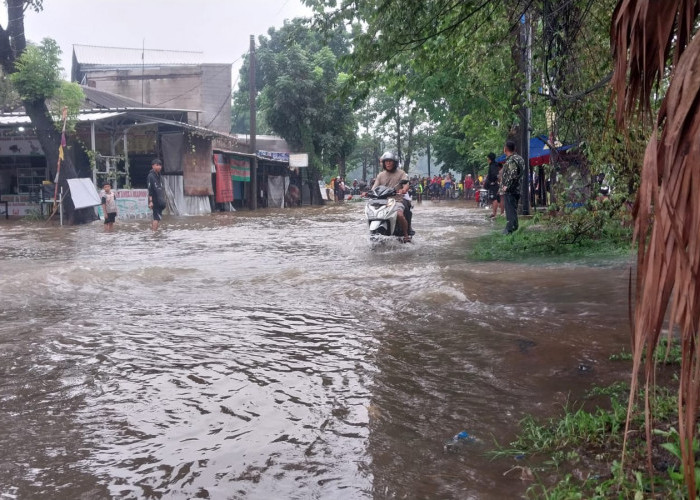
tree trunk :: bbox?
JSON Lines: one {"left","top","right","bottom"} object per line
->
{"left": 506, "top": 0, "right": 525, "bottom": 154}
{"left": 338, "top": 155, "right": 346, "bottom": 179}
{"left": 23, "top": 99, "right": 91, "bottom": 223}
{"left": 0, "top": 1, "right": 91, "bottom": 224}
{"left": 403, "top": 109, "right": 417, "bottom": 174}
{"left": 394, "top": 105, "right": 402, "bottom": 164}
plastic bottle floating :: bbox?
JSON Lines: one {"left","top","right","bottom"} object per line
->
{"left": 444, "top": 430, "right": 476, "bottom": 452}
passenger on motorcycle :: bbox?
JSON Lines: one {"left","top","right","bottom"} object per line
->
{"left": 371, "top": 151, "right": 413, "bottom": 242}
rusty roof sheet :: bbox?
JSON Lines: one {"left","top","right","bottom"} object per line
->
{"left": 81, "top": 86, "right": 198, "bottom": 113}
{"left": 82, "top": 86, "right": 150, "bottom": 109}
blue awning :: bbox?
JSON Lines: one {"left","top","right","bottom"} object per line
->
{"left": 496, "top": 136, "right": 575, "bottom": 166}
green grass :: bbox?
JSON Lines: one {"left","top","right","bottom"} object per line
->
{"left": 491, "top": 383, "right": 689, "bottom": 498}
{"left": 470, "top": 210, "right": 634, "bottom": 261}
{"left": 491, "top": 397, "right": 628, "bottom": 460}
{"left": 610, "top": 338, "right": 683, "bottom": 365}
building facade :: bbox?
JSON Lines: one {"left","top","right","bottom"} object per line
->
{"left": 72, "top": 45, "right": 232, "bottom": 134}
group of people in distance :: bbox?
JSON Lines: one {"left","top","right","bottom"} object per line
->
{"left": 100, "top": 141, "right": 525, "bottom": 237}
{"left": 367, "top": 140, "right": 525, "bottom": 237}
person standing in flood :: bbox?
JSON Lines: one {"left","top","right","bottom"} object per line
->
{"left": 464, "top": 174, "right": 474, "bottom": 200}
{"left": 147, "top": 158, "right": 167, "bottom": 231}
{"left": 485, "top": 153, "right": 500, "bottom": 218}
{"left": 100, "top": 182, "right": 118, "bottom": 232}
{"left": 500, "top": 141, "right": 524, "bottom": 234}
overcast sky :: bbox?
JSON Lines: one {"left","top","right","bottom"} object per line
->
{"left": 18, "top": 0, "right": 312, "bottom": 88}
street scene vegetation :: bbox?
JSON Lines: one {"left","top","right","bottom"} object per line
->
{"left": 1, "top": 0, "right": 698, "bottom": 497}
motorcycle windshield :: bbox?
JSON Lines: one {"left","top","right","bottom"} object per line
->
{"left": 368, "top": 186, "right": 396, "bottom": 199}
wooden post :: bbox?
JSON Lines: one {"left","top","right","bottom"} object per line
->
{"left": 249, "top": 35, "right": 258, "bottom": 210}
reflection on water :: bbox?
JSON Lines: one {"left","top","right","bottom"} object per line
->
{"left": 0, "top": 202, "right": 632, "bottom": 498}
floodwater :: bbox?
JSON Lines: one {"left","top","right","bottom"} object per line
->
{"left": 0, "top": 201, "right": 633, "bottom": 499}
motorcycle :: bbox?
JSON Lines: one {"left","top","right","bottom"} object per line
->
{"left": 364, "top": 183, "right": 414, "bottom": 242}
{"left": 477, "top": 188, "right": 489, "bottom": 208}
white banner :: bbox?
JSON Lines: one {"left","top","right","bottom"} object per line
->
{"left": 67, "top": 178, "right": 101, "bottom": 209}
{"left": 289, "top": 153, "right": 308, "bottom": 167}
{"left": 318, "top": 180, "right": 328, "bottom": 201}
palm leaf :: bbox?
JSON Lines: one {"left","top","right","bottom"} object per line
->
{"left": 612, "top": 0, "right": 700, "bottom": 496}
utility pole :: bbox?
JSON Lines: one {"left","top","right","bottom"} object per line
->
{"left": 141, "top": 39, "right": 145, "bottom": 106}
{"left": 249, "top": 35, "right": 258, "bottom": 210}
{"left": 519, "top": 10, "right": 531, "bottom": 215}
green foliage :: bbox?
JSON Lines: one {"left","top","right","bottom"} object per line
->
{"left": 233, "top": 19, "right": 358, "bottom": 176}
{"left": 469, "top": 208, "right": 634, "bottom": 262}
{"left": 18, "top": 208, "right": 44, "bottom": 222}
{"left": 432, "top": 120, "right": 487, "bottom": 177}
{"left": 525, "top": 462, "right": 652, "bottom": 500}
{"left": 305, "top": 0, "right": 637, "bottom": 204}
{"left": 492, "top": 383, "right": 684, "bottom": 499}
{"left": 0, "top": 70, "right": 20, "bottom": 111}
{"left": 655, "top": 427, "right": 700, "bottom": 494}
{"left": 610, "top": 338, "right": 683, "bottom": 365}
{"left": 3, "top": 37, "right": 83, "bottom": 130}
{"left": 10, "top": 38, "right": 62, "bottom": 102}
{"left": 50, "top": 82, "right": 84, "bottom": 132}
{"left": 494, "top": 398, "right": 628, "bottom": 458}
{"left": 608, "top": 351, "right": 633, "bottom": 362}
{"left": 585, "top": 381, "right": 630, "bottom": 398}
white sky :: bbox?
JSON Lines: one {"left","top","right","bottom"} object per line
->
{"left": 17, "top": 0, "right": 312, "bottom": 88}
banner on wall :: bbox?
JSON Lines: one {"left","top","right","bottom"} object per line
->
{"left": 257, "top": 150, "right": 289, "bottom": 162}
{"left": 289, "top": 153, "right": 308, "bottom": 167}
{"left": 230, "top": 156, "right": 250, "bottom": 181}
{"left": 182, "top": 134, "right": 213, "bottom": 196}
{"left": 213, "top": 154, "right": 234, "bottom": 203}
{"left": 96, "top": 189, "right": 150, "bottom": 219}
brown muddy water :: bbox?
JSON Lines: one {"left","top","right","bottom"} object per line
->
{"left": 0, "top": 201, "right": 633, "bottom": 499}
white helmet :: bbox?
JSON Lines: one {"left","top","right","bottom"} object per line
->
{"left": 380, "top": 151, "right": 398, "bottom": 169}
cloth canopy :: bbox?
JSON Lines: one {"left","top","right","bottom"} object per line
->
{"left": 496, "top": 136, "right": 575, "bottom": 166}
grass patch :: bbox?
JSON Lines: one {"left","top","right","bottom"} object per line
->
{"left": 470, "top": 209, "right": 634, "bottom": 261}
{"left": 491, "top": 382, "right": 694, "bottom": 498}
{"left": 610, "top": 339, "right": 682, "bottom": 365}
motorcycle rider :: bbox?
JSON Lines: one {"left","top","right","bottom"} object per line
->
{"left": 371, "top": 151, "right": 412, "bottom": 242}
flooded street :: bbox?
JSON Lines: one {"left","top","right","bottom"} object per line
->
{"left": 0, "top": 201, "right": 633, "bottom": 499}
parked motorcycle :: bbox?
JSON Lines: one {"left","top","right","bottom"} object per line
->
{"left": 364, "top": 183, "right": 414, "bottom": 242}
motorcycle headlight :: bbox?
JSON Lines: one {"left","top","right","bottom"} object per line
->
{"left": 387, "top": 198, "right": 395, "bottom": 207}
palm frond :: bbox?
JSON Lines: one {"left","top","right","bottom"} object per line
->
{"left": 611, "top": 0, "right": 700, "bottom": 126}
{"left": 612, "top": 0, "right": 700, "bottom": 496}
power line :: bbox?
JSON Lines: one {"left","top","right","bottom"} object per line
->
{"left": 151, "top": 55, "right": 243, "bottom": 107}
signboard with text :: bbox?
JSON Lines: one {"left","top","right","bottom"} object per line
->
{"left": 289, "top": 153, "right": 309, "bottom": 167}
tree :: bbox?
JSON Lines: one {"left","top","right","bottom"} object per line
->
{"left": 362, "top": 89, "right": 426, "bottom": 174}
{"left": 234, "top": 19, "right": 359, "bottom": 179}
{"left": 305, "top": 0, "right": 624, "bottom": 196}
{"left": 346, "top": 131, "right": 383, "bottom": 182}
{"left": 0, "top": 1, "right": 87, "bottom": 223}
